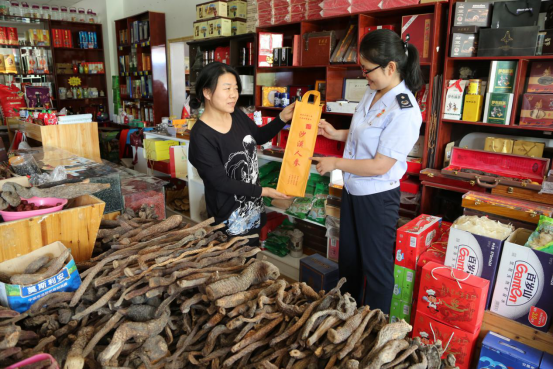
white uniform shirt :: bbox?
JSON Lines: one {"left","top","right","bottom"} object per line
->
{"left": 343, "top": 80, "right": 422, "bottom": 196}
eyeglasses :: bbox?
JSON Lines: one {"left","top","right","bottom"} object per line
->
{"left": 361, "top": 65, "right": 382, "bottom": 76}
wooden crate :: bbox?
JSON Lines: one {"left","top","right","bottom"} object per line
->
{"left": 21, "top": 121, "right": 102, "bottom": 163}
{"left": 0, "top": 195, "right": 105, "bottom": 263}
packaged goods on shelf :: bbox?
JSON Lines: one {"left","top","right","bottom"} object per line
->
{"left": 491, "top": 0, "right": 540, "bottom": 28}
{"left": 390, "top": 297, "right": 412, "bottom": 323}
{"left": 488, "top": 61, "right": 517, "bottom": 94}
{"left": 445, "top": 215, "right": 514, "bottom": 306}
{"left": 527, "top": 61, "right": 553, "bottom": 93}
{"left": 478, "top": 26, "right": 539, "bottom": 57}
{"left": 512, "top": 139, "right": 545, "bottom": 157}
{"left": 451, "top": 33, "right": 478, "bottom": 57}
{"left": 416, "top": 85, "right": 429, "bottom": 122}
{"left": 196, "top": 0, "right": 228, "bottom": 20}
{"left": 130, "top": 20, "right": 149, "bottom": 43}
{"left": 395, "top": 214, "right": 442, "bottom": 270}
{"left": 443, "top": 80, "right": 469, "bottom": 120}
{"left": 483, "top": 137, "right": 514, "bottom": 153}
{"left": 490, "top": 228, "right": 553, "bottom": 332}
{"left": 412, "top": 311, "right": 479, "bottom": 369}
{"left": 393, "top": 264, "right": 416, "bottom": 303}
{"left": 194, "top": 21, "right": 208, "bottom": 40}
{"left": 519, "top": 93, "right": 553, "bottom": 126}
{"left": 416, "top": 261, "right": 489, "bottom": 333}
{"left": 231, "top": 19, "right": 247, "bottom": 35}
{"left": 483, "top": 92, "right": 514, "bottom": 125}
{"left": 543, "top": 353, "right": 553, "bottom": 369}
{"left": 351, "top": 0, "right": 381, "bottom": 12}
{"left": 453, "top": 2, "right": 493, "bottom": 27}
{"left": 208, "top": 17, "right": 232, "bottom": 37}
{"left": 462, "top": 93, "right": 484, "bottom": 122}
{"left": 0, "top": 242, "right": 82, "bottom": 313}
{"left": 477, "top": 332, "right": 544, "bottom": 369}
{"left": 541, "top": 30, "right": 553, "bottom": 55}
{"left": 401, "top": 14, "right": 433, "bottom": 63}
{"left": 258, "top": 32, "right": 283, "bottom": 66}
{"left": 228, "top": 0, "right": 247, "bottom": 18}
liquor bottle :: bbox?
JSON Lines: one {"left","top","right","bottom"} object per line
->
{"left": 295, "top": 88, "right": 302, "bottom": 102}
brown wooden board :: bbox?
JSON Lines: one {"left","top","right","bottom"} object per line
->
{"left": 421, "top": 168, "right": 487, "bottom": 192}
{"left": 492, "top": 185, "right": 553, "bottom": 206}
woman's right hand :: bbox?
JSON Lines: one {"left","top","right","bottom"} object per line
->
{"left": 318, "top": 119, "right": 338, "bottom": 140}
{"left": 262, "top": 187, "right": 292, "bottom": 199}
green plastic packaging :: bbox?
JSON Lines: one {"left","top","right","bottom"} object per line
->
{"left": 526, "top": 215, "right": 553, "bottom": 254}
{"left": 307, "top": 195, "right": 326, "bottom": 225}
{"left": 286, "top": 197, "right": 313, "bottom": 219}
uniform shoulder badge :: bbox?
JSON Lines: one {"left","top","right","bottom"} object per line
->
{"left": 396, "top": 93, "right": 413, "bottom": 109}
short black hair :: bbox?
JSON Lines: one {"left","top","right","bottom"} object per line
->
{"left": 195, "top": 62, "right": 242, "bottom": 103}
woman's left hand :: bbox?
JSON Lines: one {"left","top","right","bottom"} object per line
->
{"left": 310, "top": 157, "right": 338, "bottom": 175}
{"left": 279, "top": 102, "right": 296, "bottom": 123}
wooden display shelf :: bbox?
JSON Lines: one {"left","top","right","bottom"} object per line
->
{"left": 187, "top": 33, "right": 255, "bottom": 46}
{"left": 442, "top": 119, "right": 553, "bottom": 132}
{"left": 256, "top": 105, "right": 354, "bottom": 117}
{"left": 53, "top": 47, "right": 103, "bottom": 51}
{"left": 0, "top": 44, "right": 51, "bottom": 49}
{"left": 451, "top": 55, "right": 553, "bottom": 61}
{"left": 480, "top": 311, "right": 553, "bottom": 355}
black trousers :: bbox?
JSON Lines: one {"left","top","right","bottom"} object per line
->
{"left": 339, "top": 187, "right": 400, "bottom": 314}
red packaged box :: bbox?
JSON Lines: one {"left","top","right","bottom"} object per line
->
{"left": 527, "top": 62, "right": 553, "bottom": 93}
{"left": 0, "top": 27, "right": 7, "bottom": 45}
{"left": 401, "top": 14, "right": 433, "bottom": 63}
{"left": 7, "top": 27, "right": 17, "bottom": 46}
{"left": 351, "top": 0, "right": 381, "bottom": 12}
{"left": 382, "top": 0, "right": 420, "bottom": 9}
{"left": 395, "top": 214, "right": 442, "bottom": 270}
{"left": 258, "top": 32, "right": 283, "bottom": 67}
{"left": 307, "top": 10, "right": 323, "bottom": 20}
{"left": 214, "top": 46, "right": 230, "bottom": 64}
{"left": 412, "top": 311, "right": 479, "bottom": 369}
{"left": 407, "top": 157, "right": 422, "bottom": 174}
{"left": 520, "top": 93, "right": 553, "bottom": 127}
{"left": 400, "top": 178, "right": 420, "bottom": 194}
{"left": 322, "top": 7, "right": 351, "bottom": 17}
{"left": 416, "top": 83, "right": 429, "bottom": 122}
{"left": 321, "top": 0, "right": 351, "bottom": 7}
{"left": 52, "top": 29, "right": 60, "bottom": 48}
{"left": 417, "top": 261, "right": 489, "bottom": 333}
{"left": 63, "top": 29, "right": 72, "bottom": 48}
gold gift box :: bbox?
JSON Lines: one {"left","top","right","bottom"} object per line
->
{"left": 484, "top": 137, "right": 514, "bottom": 153}
{"left": 513, "top": 140, "right": 545, "bottom": 158}
{"left": 262, "top": 87, "right": 287, "bottom": 107}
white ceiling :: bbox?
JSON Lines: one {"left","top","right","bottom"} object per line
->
{"left": 24, "top": 0, "right": 84, "bottom": 6}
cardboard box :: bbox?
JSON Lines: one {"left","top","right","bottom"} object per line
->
{"left": 395, "top": 214, "right": 442, "bottom": 270}
{"left": 6, "top": 27, "right": 17, "bottom": 46}
{"left": 228, "top": 0, "right": 247, "bottom": 18}
{"left": 542, "top": 353, "right": 553, "bottom": 369}
{"left": 208, "top": 17, "right": 232, "bottom": 38}
{"left": 0, "top": 241, "right": 82, "bottom": 313}
{"left": 390, "top": 297, "right": 412, "bottom": 323}
{"left": 258, "top": 32, "right": 283, "bottom": 67}
{"left": 490, "top": 228, "right": 553, "bottom": 332}
{"left": 453, "top": 2, "right": 493, "bottom": 27}
{"left": 477, "top": 332, "right": 543, "bottom": 369}
{"left": 542, "top": 30, "right": 553, "bottom": 55}
{"left": 326, "top": 101, "right": 358, "bottom": 114}
{"left": 144, "top": 138, "right": 179, "bottom": 161}
{"left": 417, "top": 261, "right": 489, "bottom": 333}
{"left": 63, "top": 29, "right": 72, "bottom": 48}
{"left": 393, "top": 265, "right": 416, "bottom": 302}
{"left": 300, "top": 253, "right": 339, "bottom": 293}
{"left": 445, "top": 226, "right": 506, "bottom": 307}
{"left": 527, "top": 61, "right": 553, "bottom": 93}
{"left": 450, "top": 33, "right": 478, "bottom": 57}
{"left": 478, "top": 26, "right": 539, "bottom": 57}
{"left": 401, "top": 14, "right": 433, "bottom": 63}
{"left": 412, "top": 311, "right": 479, "bottom": 369}
{"left": 443, "top": 80, "right": 469, "bottom": 120}
{"left": 197, "top": 0, "right": 228, "bottom": 20}
{"left": 520, "top": 93, "right": 553, "bottom": 127}
{"left": 231, "top": 19, "right": 247, "bottom": 36}
{"left": 327, "top": 237, "right": 339, "bottom": 262}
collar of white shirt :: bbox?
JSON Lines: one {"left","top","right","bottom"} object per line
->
{"left": 364, "top": 80, "right": 408, "bottom": 116}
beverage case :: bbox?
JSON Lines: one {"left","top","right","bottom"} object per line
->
{"left": 417, "top": 261, "right": 489, "bottom": 333}
{"left": 445, "top": 226, "right": 506, "bottom": 307}
{"left": 395, "top": 214, "right": 442, "bottom": 270}
{"left": 412, "top": 311, "right": 479, "bottom": 369}
{"left": 477, "top": 331, "right": 543, "bottom": 369}
{"left": 490, "top": 228, "right": 553, "bottom": 332}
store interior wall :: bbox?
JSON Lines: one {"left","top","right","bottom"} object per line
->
{"left": 71, "top": 0, "right": 200, "bottom": 119}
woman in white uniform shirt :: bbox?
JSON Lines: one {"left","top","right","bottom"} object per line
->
{"left": 312, "top": 29, "right": 423, "bottom": 313}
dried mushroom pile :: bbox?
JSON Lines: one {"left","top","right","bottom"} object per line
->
{"left": 0, "top": 211, "right": 459, "bottom": 369}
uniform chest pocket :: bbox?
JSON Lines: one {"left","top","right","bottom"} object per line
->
{"left": 359, "top": 116, "right": 387, "bottom": 141}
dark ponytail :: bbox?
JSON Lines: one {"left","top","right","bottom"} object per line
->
{"left": 359, "top": 29, "right": 424, "bottom": 94}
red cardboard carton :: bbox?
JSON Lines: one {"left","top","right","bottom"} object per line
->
{"left": 527, "top": 61, "right": 553, "bottom": 93}
{"left": 6, "top": 27, "right": 17, "bottom": 46}
{"left": 395, "top": 214, "right": 442, "bottom": 270}
{"left": 519, "top": 93, "right": 553, "bottom": 127}
{"left": 0, "top": 27, "right": 7, "bottom": 45}
{"left": 412, "top": 311, "right": 479, "bottom": 369}
{"left": 258, "top": 32, "right": 283, "bottom": 67}
{"left": 413, "top": 236, "right": 448, "bottom": 315}
{"left": 417, "top": 261, "right": 489, "bottom": 333}
{"left": 401, "top": 14, "right": 433, "bottom": 63}
{"left": 490, "top": 229, "right": 553, "bottom": 332}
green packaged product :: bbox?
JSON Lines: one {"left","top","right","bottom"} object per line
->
{"left": 286, "top": 197, "right": 313, "bottom": 219}
{"left": 525, "top": 215, "right": 553, "bottom": 254}
{"left": 264, "top": 233, "right": 290, "bottom": 257}
{"left": 307, "top": 195, "right": 326, "bottom": 225}
{"left": 259, "top": 161, "right": 281, "bottom": 178}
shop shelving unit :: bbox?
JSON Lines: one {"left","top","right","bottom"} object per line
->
{"left": 255, "top": 2, "right": 448, "bottom": 171}
{"left": 187, "top": 33, "right": 258, "bottom": 107}
{"left": 50, "top": 18, "right": 109, "bottom": 116}
{"left": 114, "top": 11, "right": 168, "bottom": 125}
{"left": 420, "top": 0, "right": 553, "bottom": 217}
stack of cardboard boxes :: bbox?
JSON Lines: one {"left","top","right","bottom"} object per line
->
{"left": 478, "top": 332, "right": 551, "bottom": 369}
{"left": 194, "top": 0, "right": 250, "bottom": 40}
{"left": 390, "top": 214, "right": 442, "bottom": 323}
